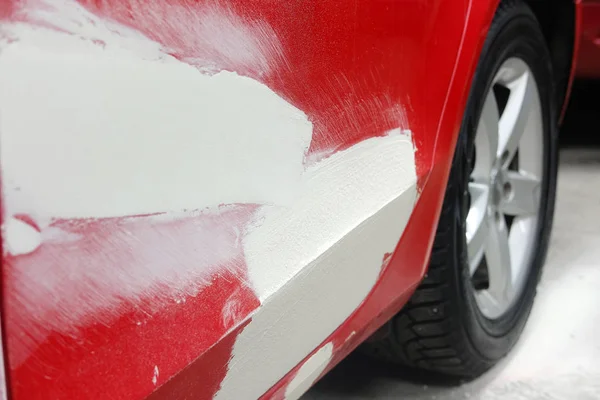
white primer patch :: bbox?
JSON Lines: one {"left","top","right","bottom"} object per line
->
{"left": 3, "top": 218, "right": 41, "bottom": 256}
{"left": 0, "top": 22, "right": 312, "bottom": 219}
{"left": 285, "top": 343, "right": 333, "bottom": 400}
{"left": 216, "top": 142, "right": 417, "bottom": 398}
{"left": 244, "top": 132, "right": 416, "bottom": 300}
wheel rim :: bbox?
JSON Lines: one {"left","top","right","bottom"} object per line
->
{"left": 466, "top": 57, "right": 544, "bottom": 320}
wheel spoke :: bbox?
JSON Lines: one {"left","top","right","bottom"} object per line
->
{"left": 497, "top": 68, "right": 535, "bottom": 167}
{"left": 476, "top": 290, "right": 504, "bottom": 319}
{"left": 466, "top": 183, "right": 490, "bottom": 274}
{"left": 500, "top": 171, "right": 541, "bottom": 216}
{"left": 470, "top": 57, "right": 543, "bottom": 320}
{"left": 473, "top": 90, "right": 500, "bottom": 180}
{"left": 484, "top": 212, "right": 513, "bottom": 306}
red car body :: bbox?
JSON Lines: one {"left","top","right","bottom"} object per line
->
{"left": 0, "top": 0, "right": 595, "bottom": 399}
{"left": 576, "top": 1, "right": 600, "bottom": 78}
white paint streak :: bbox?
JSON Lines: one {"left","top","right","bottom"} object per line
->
{"left": 285, "top": 343, "right": 333, "bottom": 400}
{"left": 0, "top": 312, "right": 7, "bottom": 400}
{"left": 0, "top": 9, "right": 311, "bottom": 219}
{"left": 222, "top": 288, "right": 247, "bottom": 329}
{"left": 4, "top": 0, "right": 170, "bottom": 62}
{"left": 3, "top": 218, "right": 41, "bottom": 256}
{"left": 5, "top": 0, "right": 283, "bottom": 76}
{"left": 102, "top": 0, "right": 286, "bottom": 76}
{"left": 152, "top": 365, "right": 159, "bottom": 386}
{"left": 40, "top": 226, "right": 82, "bottom": 244}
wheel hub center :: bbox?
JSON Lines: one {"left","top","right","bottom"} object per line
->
{"left": 490, "top": 170, "right": 510, "bottom": 208}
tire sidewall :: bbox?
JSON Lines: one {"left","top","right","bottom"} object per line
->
{"left": 453, "top": 4, "right": 558, "bottom": 360}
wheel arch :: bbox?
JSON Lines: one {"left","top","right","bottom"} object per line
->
{"left": 525, "top": 0, "right": 577, "bottom": 120}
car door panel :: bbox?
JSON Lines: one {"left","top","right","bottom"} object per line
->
{"left": 0, "top": 0, "right": 472, "bottom": 398}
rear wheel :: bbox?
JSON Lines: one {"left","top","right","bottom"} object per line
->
{"left": 365, "top": 0, "right": 558, "bottom": 379}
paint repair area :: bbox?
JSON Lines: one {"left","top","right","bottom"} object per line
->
{"left": 0, "top": 0, "right": 591, "bottom": 398}
{"left": 0, "top": 0, "right": 418, "bottom": 399}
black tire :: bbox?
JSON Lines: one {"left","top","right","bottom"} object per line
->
{"left": 364, "top": 0, "right": 558, "bottom": 380}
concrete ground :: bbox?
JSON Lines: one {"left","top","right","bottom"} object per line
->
{"left": 303, "top": 81, "right": 600, "bottom": 400}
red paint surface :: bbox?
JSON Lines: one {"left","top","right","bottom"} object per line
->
{"left": 4, "top": 207, "right": 260, "bottom": 399}
{"left": 0, "top": 1, "right": 14, "bottom": 20}
{"left": 575, "top": 1, "right": 600, "bottom": 78}
{"left": 0, "top": 0, "right": 580, "bottom": 399}
{"left": 147, "top": 321, "right": 250, "bottom": 400}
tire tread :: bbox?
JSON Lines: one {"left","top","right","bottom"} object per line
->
{"left": 362, "top": 0, "right": 554, "bottom": 380}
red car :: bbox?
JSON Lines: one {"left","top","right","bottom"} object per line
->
{"left": 0, "top": 0, "right": 597, "bottom": 399}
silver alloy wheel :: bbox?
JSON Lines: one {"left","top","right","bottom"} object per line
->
{"left": 466, "top": 57, "right": 544, "bottom": 320}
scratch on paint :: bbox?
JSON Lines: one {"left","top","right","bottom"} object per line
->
{"left": 222, "top": 288, "right": 246, "bottom": 330}
{"left": 152, "top": 365, "right": 159, "bottom": 386}
{"left": 345, "top": 331, "right": 356, "bottom": 342}
{"left": 308, "top": 72, "right": 411, "bottom": 157}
